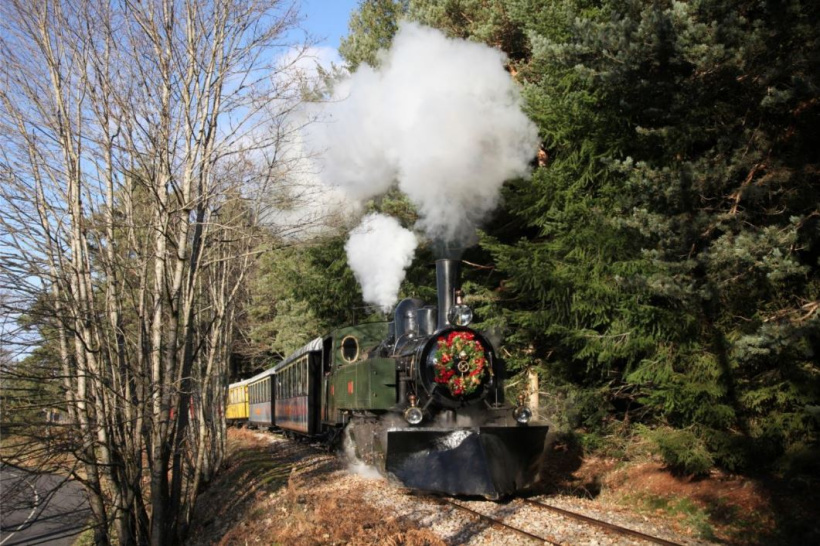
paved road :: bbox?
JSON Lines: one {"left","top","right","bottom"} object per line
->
{"left": 0, "top": 465, "right": 90, "bottom": 546}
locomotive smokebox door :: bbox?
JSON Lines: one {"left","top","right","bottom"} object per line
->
{"left": 385, "top": 425, "right": 549, "bottom": 499}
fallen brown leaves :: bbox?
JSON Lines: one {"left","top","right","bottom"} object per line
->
{"left": 185, "top": 428, "right": 443, "bottom": 546}
{"left": 536, "top": 438, "right": 820, "bottom": 546}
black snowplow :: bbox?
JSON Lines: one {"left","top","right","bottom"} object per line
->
{"left": 385, "top": 424, "right": 549, "bottom": 499}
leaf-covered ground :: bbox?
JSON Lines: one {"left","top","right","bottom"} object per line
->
{"left": 184, "top": 428, "right": 819, "bottom": 545}
{"left": 184, "top": 429, "right": 443, "bottom": 546}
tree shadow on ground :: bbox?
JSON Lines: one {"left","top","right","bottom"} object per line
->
{"left": 527, "top": 431, "right": 595, "bottom": 498}
{"left": 185, "top": 430, "right": 318, "bottom": 545}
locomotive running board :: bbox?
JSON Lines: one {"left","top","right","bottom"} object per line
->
{"left": 385, "top": 425, "right": 549, "bottom": 499}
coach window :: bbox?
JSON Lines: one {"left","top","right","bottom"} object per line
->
{"left": 288, "top": 368, "right": 293, "bottom": 398}
{"left": 295, "top": 365, "right": 301, "bottom": 396}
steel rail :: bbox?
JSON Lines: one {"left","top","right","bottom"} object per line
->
{"left": 441, "top": 499, "right": 560, "bottom": 545}
{"left": 522, "top": 499, "right": 684, "bottom": 546}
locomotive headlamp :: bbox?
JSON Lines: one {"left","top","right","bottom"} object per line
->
{"left": 513, "top": 405, "right": 532, "bottom": 424}
{"left": 513, "top": 394, "right": 532, "bottom": 425}
{"left": 404, "top": 395, "right": 424, "bottom": 425}
{"left": 447, "top": 289, "right": 473, "bottom": 326}
{"left": 404, "top": 406, "right": 424, "bottom": 425}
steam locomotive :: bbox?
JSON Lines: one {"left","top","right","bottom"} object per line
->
{"left": 226, "top": 259, "right": 549, "bottom": 499}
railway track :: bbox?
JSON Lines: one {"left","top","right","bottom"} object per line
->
{"left": 253, "top": 431, "right": 688, "bottom": 545}
{"left": 433, "top": 496, "right": 685, "bottom": 545}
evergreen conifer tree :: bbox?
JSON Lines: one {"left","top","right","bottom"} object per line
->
{"left": 319, "top": 0, "right": 820, "bottom": 471}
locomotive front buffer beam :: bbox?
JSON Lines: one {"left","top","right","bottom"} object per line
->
{"left": 385, "top": 425, "right": 549, "bottom": 500}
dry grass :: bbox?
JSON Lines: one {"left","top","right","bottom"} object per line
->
{"left": 1, "top": 430, "right": 82, "bottom": 477}
{"left": 189, "top": 428, "right": 820, "bottom": 545}
{"left": 600, "top": 462, "right": 820, "bottom": 544}
{"left": 533, "top": 436, "right": 820, "bottom": 545}
{"left": 185, "top": 428, "right": 443, "bottom": 546}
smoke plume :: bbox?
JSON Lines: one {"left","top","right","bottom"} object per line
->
{"left": 308, "top": 22, "right": 539, "bottom": 245}
{"left": 345, "top": 213, "right": 418, "bottom": 311}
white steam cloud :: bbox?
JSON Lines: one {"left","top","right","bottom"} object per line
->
{"left": 345, "top": 213, "right": 418, "bottom": 311}
{"left": 308, "top": 22, "right": 539, "bottom": 244}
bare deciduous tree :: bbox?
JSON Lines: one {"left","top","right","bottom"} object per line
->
{"left": 0, "top": 1, "right": 313, "bottom": 544}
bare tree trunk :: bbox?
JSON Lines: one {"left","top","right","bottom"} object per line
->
{"left": 0, "top": 1, "right": 308, "bottom": 545}
{"left": 528, "top": 368, "right": 540, "bottom": 417}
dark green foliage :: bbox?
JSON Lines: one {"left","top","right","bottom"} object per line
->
{"left": 349, "top": 0, "right": 819, "bottom": 472}
{"left": 283, "top": 0, "right": 820, "bottom": 475}
{"left": 0, "top": 347, "right": 64, "bottom": 432}
{"left": 642, "top": 426, "right": 714, "bottom": 476}
{"left": 249, "top": 237, "right": 363, "bottom": 357}
{"left": 339, "top": 0, "right": 409, "bottom": 70}
{"left": 409, "top": 0, "right": 531, "bottom": 61}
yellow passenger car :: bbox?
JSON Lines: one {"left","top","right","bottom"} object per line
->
{"left": 225, "top": 379, "right": 249, "bottom": 425}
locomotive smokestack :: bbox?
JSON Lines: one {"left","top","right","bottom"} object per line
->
{"left": 436, "top": 259, "right": 460, "bottom": 330}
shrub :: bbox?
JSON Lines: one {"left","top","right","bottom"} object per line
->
{"left": 643, "top": 426, "right": 714, "bottom": 476}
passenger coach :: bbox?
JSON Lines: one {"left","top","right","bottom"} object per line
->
{"left": 273, "top": 338, "right": 323, "bottom": 435}
{"left": 225, "top": 378, "right": 249, "bottom": 425}
{"left": 248, "top": 367, "right": 275, "bottom": 428}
